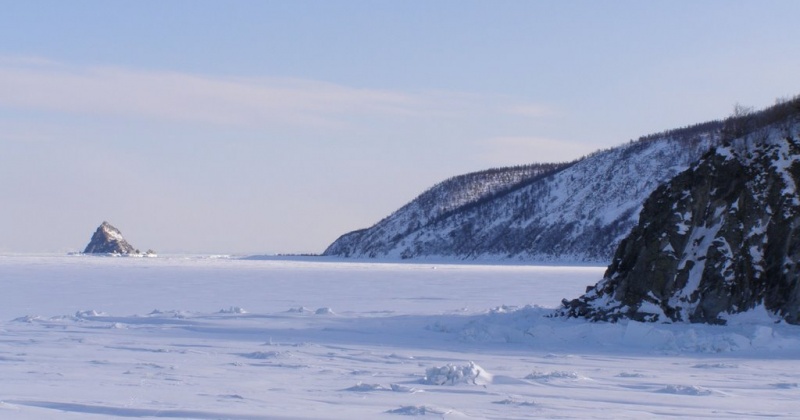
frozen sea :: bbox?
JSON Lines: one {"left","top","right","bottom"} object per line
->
{"left": 1, "top": 254, "right": 798, "bottom": 419}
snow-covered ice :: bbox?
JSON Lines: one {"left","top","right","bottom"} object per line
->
{"left": 0, "top": 254, "right": 798, "bottom": 419}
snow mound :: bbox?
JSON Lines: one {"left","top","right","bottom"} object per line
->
{"left": 147, "top": 309, "right": 190, "bottom": 318}
{"left": 390, "top": 384, "right": 422, "bottom": 393}
{"left": 692, "top": 362, "right": 738, "bottom": 369}
{"left": 344, "top": 382, "right": 385, "bottom": 392}
{"left": 616, "top": 372, "right": 648, "bottom": 378}
{"left": 457, "top": 305, "right": 551, "bottom": 343}
{"left": 75, "top": 309, "right": 106, "bottom": 318}
{"left": 492, "top": 397, "right": 536, "bottom": 407}
{"left": 525, "top": 370, "right": 584, "bottom": 382}
{"left": 315, "top": 307, "right": 335, "bottom": 315}
{"left": 287, "top": 306, "right": 310, "bottom": 313}
{"left": 12, "top": 315, "right": 42, "bottom": 323}
{"left": 422, "top": 361, "right": 492, "bottom": 385}
{"left": 219, "top": 306, "right": 247, "bottom": 314}
{"left": 0, "top": 401, "right": 20, "bottom": 411}
{"left": 488, "top": 305, "right": 519, "bottom": 314}
{"left": 451, "top": 305, "right": 800, "bottom": 354}
{"left": 386, "top": 405, "right": 447, "bottom": 416}
{"left": 656, "top": 385, "right": 714, "bottom": 396}
{"left": 239, "top": 351, "right": 290, "bottom": 360}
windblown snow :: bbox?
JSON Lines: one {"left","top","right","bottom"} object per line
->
{"left": 1, "top": 255, "right": 798, "bottom": 419}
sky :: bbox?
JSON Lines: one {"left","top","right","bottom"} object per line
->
{"left": 2, "top": 1, "right": 800, "bottom": 255}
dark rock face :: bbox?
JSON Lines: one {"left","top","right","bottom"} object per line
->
{"left": 560, "top": 129, "right": 800, "bottom": 325}
{"left": 83, "top": 221, "right": 136, "bottom": 255}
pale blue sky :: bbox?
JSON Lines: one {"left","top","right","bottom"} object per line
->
{"left": 2, "top": 1, "right": 799, "bottom": 254}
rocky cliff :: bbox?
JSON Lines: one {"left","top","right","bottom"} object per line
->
{"left": 559, "top": 124, "right": 800, "bottom": 325}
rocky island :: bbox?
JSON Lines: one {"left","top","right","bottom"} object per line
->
{"left": 83, "top": 221, "right": 155, "bottom": 256}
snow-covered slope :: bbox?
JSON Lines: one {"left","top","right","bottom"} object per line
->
{"left": 324, "top": 162, "right": 573, "bottom": 257}
{"left": 325, "top": 124, "right": 721, "bottom": 263}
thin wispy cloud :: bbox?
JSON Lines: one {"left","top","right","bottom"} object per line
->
{"left": 0, "top": 59, "right": 414, "bottom": 127}
{"left": 0, "top": 56, "right": 553, "bottom": 131}
{"left": 506, "top": 104, "right": 557, "bottom": 118}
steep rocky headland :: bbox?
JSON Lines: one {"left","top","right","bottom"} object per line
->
{"left": 560, "top": 122, "right": 800, "bottom": 325}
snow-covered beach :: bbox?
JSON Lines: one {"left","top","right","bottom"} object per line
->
{"left": 1, "top": 255, "right": 798, "bottom": 419}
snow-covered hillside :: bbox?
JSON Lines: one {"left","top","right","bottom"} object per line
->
{"left": 324, "top": 163, "right": 571, "bottom": 257}
{"left": 325, "top": 124, "right": 720, "bottom": 263}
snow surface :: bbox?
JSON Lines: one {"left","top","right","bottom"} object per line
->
{"left": 1, "top": 254, "right": 799, "bottom": 419}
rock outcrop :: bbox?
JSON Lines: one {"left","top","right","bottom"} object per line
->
{"left": 83, "top": 221, "right": 137, "bottom": 255}
{"left": 559, "top": 126, "right": 800, "bottom": 325}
